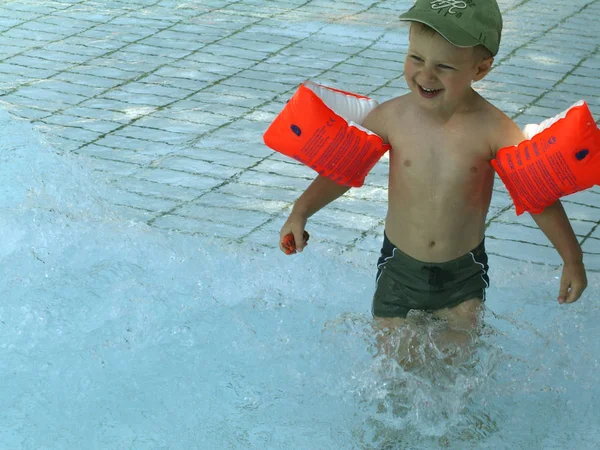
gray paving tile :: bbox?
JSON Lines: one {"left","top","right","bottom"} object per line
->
{"left": 112, "top": 190, "right": 181, "bottom": 213}
{"left": 174, "top": 202, "right": 271, "bottom": 227}
{"left": 562, "top": 202, "right": 600, "bottom": 223}
{"left": 179, "top": 149, "right": 260, "bottom": 169}
{"left": 355, "top": 231, "right": 386, "bottom": 253}
{"left": 113, "top": 177, "right": 201, "bottom": 203}
{"left": 42, "top": 114, "right": 122, "bottom": 133}
{"left": 157, "top": 156, "right": 242, "bottom": 179}
{"left": 87, "top": 158, "right": 140, "bottom": 177}
{"left": 216, "top": 182, "right": 299, "bottom": 203}
{"left": 301, "top": 221, "right": 365, "bottom": 247}
{"left": 195, "top": 191, "right": 288, "bottom": 214}
{"left": 582, "top": 237, "right": 600, "bottom": 253}
{"left": 134, "top": 168, "right": 225, "bottom": 191}
{"left": 152, "top": 214, "right": 248, "bottom": 239}
{"left": 252, "top": 159, "right": 314, "bottom": 180}
{"left": 487, "top": 238, "right": 563, "bottom": 266}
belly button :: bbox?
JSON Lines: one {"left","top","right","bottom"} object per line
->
{"left": 470, "top": 166, "right": 478, "bottom": 173}
{"left": 404, "top": 160, "right": 412, "bottom": 167}
{"left": 429, "top": 241, "right": 436, "bottom": 247}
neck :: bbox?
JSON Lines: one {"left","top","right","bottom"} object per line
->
{"left": 417, "top": 88, "right": 479, "bottom": 123}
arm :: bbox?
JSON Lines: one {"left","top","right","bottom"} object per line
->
{"left": 280, "top": 175, "right": 350, "bottom": 253}
{"left": 291, "top": 174, "right": 351, "bottom": 219}
{"left": 493, "top": 112, "right": 587, "bottom": 304}
{"left": 279, "top": 103, "right": 390, "bottom": 254}
{"left": 530, "top": 201, "right": 587, "bottom": 304}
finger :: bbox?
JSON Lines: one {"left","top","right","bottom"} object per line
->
{"left": 294, "top": 236, "right": 306, "bottom": 253}
{"left": 557, "top": 278, "right": 569, "bottom": 304}
{"left": 565, "top": 283, "right": 584, "bottom": 304}
{"left": 294, "top": 230, "right": 305, "bottom": 252}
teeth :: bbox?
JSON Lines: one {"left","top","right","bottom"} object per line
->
{"left": 422, "top": 87, "right": 437, "bottom": 93}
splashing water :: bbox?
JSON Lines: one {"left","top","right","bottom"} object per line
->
{"left": 1, "top": 108, "right": 599, "bottom": 449}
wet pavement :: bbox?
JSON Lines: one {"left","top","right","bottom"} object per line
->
{"left": 1, "top": 0, "right": 599, "bottom": 271}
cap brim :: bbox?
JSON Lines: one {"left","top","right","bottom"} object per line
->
{"left": 399, "top": 11, "right": 480, "bottom": 48}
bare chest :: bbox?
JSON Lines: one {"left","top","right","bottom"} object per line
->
{"left": 388, "top": 126, "right": 492, "bottom": 185}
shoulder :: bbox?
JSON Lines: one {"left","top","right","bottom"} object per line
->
{"left": 362, "top": 94, "right": 411, "bottom": 144}
{"left": 477, "top": 99, "right": 525, "bottom": 157}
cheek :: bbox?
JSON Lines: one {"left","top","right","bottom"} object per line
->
{"left": 441, "top": 73, "right": 467, "bottom": 89}
{"left": 403, "top": 60, "right": 416, "bottom": 78}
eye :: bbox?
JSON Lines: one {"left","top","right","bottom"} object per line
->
{"left": 410, "top": 55, "right": 423, "bottom": 62}
{"left": 438, "top": 64, "right": 455, "bottom": 70}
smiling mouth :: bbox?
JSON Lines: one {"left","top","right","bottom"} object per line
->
{"left": 418, "top": 84, "right": 442, "bottom": 97}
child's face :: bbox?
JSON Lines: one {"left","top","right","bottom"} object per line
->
{"left": 404, "top": 24, "right": 491, "bottom": 110}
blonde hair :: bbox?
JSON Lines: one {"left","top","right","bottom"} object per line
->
{"left": 473, "top": 44, "right": 493, "bottom": 61}
{"left": 410, "top": 22, "right": 493, "bottom": 61}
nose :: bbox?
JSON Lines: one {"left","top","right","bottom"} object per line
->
{"left": 421, "top": 65, "right": 437, "bottom": 83}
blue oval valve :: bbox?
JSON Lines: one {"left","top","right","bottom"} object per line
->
{"left": 291, "top": 124, "right": 301, "bottom": 136}
{"left": 575, "top": 149, "right": 589, "bottom": 160}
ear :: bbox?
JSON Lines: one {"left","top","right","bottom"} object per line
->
{"left": 473, "top": 57, "right": 494, "bottom": 81}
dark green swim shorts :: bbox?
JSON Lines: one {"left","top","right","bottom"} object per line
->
{"left": 372, "top": 233, "right": 490, "bottom": 318}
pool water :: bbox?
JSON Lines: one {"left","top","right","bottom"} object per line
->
{"left": 1, "top": 109, "right": 599, "bottom": 449}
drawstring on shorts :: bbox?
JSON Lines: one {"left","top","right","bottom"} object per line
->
{"left": 422, "top": 266, "right": 455, "bottom": 289}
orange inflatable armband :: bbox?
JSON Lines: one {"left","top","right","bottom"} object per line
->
{"left": 491, "top": 101, "right": 600, "bottom": 215}
{"left": 263, "top": 81, "right": 391, "bottom": 187}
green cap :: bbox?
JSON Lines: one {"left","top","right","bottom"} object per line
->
{"left": 399, "top": 0, "right": 503, "bottom": 56}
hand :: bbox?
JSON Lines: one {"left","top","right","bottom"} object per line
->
{"left": 281, "top": 231, "right": 310, "bottom": 255}
{"left": 558, "top": 261, "right": 587, "bottom": 304}
{"left": 279, "top": 213, "right": 308, "bottom": 254}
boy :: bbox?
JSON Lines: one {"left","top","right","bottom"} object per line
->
{"left": 278, "top": 0, "right": 587, "bottom": 344}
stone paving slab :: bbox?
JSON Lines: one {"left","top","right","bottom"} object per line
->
{"left": 1, "top": 0, "right": 599, "bottom": 271}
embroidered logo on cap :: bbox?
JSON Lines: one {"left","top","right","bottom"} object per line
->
{"left": 430, "top": 0, "right": 474, "bottom": 17}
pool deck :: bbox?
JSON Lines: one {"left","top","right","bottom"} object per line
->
{"left": 1, "top": 0, "right": 599, "bottom": 271}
